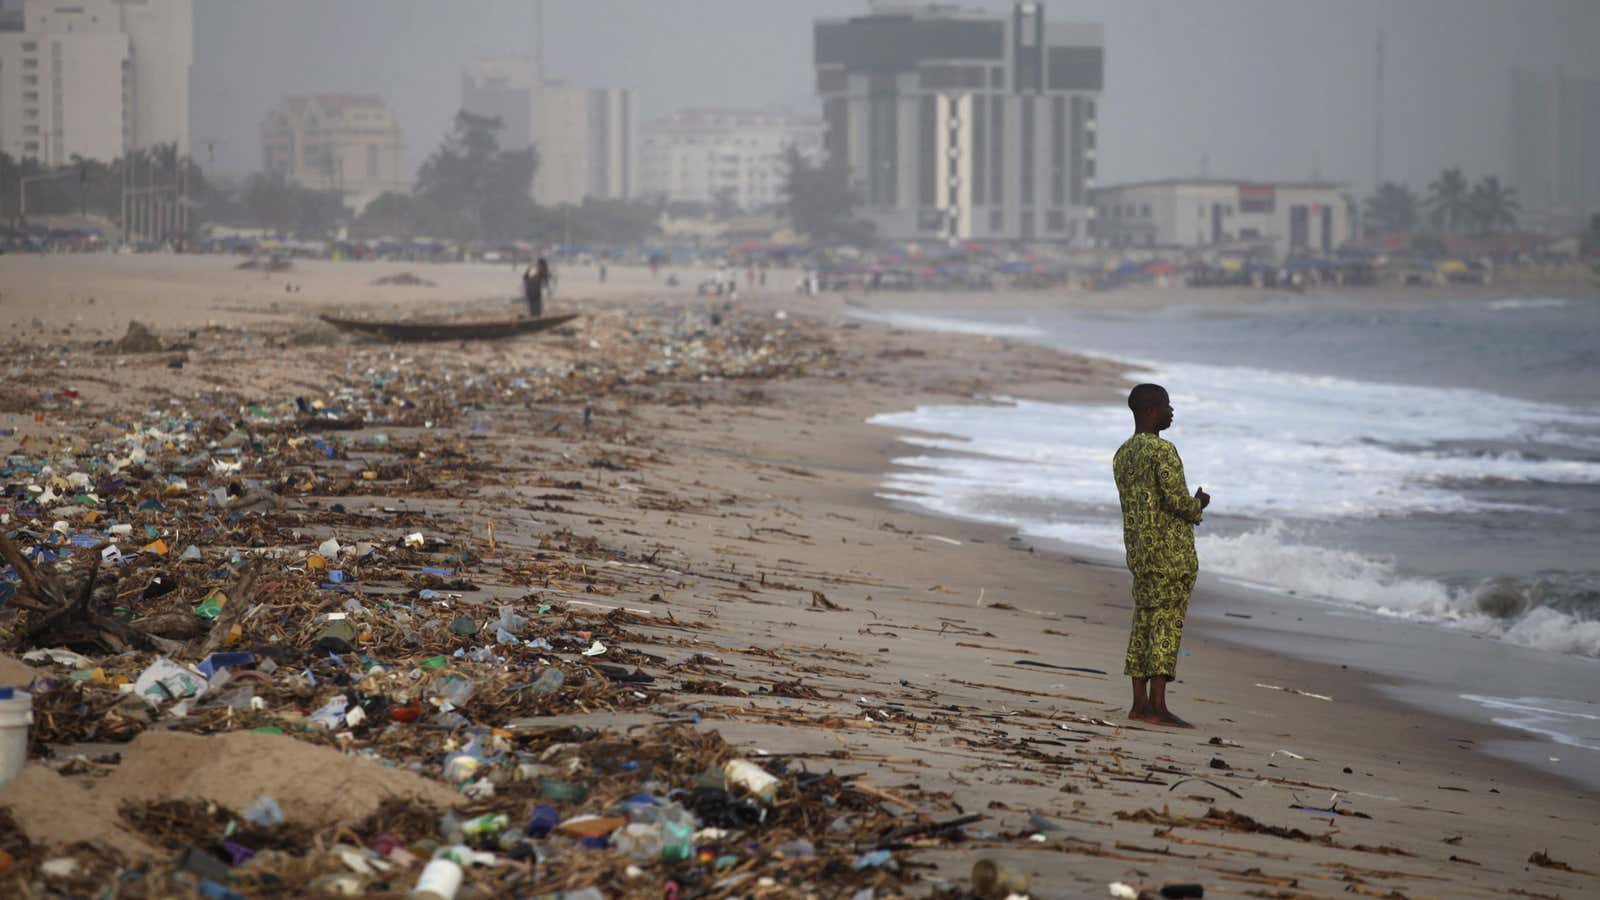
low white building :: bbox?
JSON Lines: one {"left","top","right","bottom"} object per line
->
{"left": 1093, "top": 179, "right": 1353, "bottom": 256}
{"left": 639, "top": 108, "right": 824, "bottom": 211}
{"left": 261, "top": 94, "right": 406, "bottom": 211}
{"left": 0, "top": 0, "right": 192, "bottom": 165}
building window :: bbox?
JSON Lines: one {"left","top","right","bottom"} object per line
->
{"left": 21, "top": 41, "right": 35, "bottom": 51}
{"left": 366, "top": 144, "right": 379, "bottom": 178}
{"left": 990, "top": 209, "right": 1004, "bottom": 232}
{"left": 1046, "top": 210, "right": 1066, "bottom": 231}
{"left": 1142, "top": 204, "right": 1151, "bottom": 217}
{"left": 23, "top": 57, "right": 37, "bottom": 69}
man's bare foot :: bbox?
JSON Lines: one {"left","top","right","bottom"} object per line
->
{"left": 1129, "top": 707, "right": 1164, "bottom": 725}
{"left": 1153, "top": 710, "right": 1194, "bottom": 728}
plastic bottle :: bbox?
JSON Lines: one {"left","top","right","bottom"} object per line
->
{"left": 612, "top": 823, "right": 664, "bottom": 862}
{"left": 722, "top": 759, "right": 778, "bottom": 803}
{"left": 531, "top": 668, "right": 564, "bottom": 694}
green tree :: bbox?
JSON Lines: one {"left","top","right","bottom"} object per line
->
{"left": 1, "top": 144, "right": 212, "bottom": 237}
{"left": 780, "top": 145, "right": 874, "bottom": 246}
{"left": 1466, "top": 176, "right": 1519, "bottom": 235}
{"left": 243, "top": 171, "right": 348, "bottom": 236}
{"left": 1426, "top": 167, "right": 1470, "bottom": 234}
{"left": 1362, "top": 181, "right": 1419, "bottom": 234}
{"left": 352, "top": 191, "right": 451, "bottom": 238}
{"left": 415, "top": 110, "right": 538, "bottom": 241}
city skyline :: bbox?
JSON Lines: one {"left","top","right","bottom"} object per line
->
{"left": 188, "top": 0, "right": 1598, "bottom": 196}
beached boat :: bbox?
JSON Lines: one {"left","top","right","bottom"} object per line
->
{"left": 319, "top": 312, "right": 579, "bottom": 342}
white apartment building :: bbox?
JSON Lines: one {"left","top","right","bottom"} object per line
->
{"left": 813, "top": 2, "right": 1104, "bottom": 243}
{"left": 1508, "top": 67, "right": 1600, "bottom": 231}
{"left": 639, "top": 108, "right": 825, "bottom": 211}
{"left": 1093, "top": 179, "right": 1352, "bottom": 256}
{"left": 461, "top": 56, "right": 635, "bottom": 206}
{"left": 0, "top": 0, "right": 191, "bottom": 165}
{"left": 261, "top": 94, "right": 406, "bottom": 211}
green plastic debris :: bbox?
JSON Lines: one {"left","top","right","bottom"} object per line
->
{"left": 421, "top": 655, "right": 449, "bottom": 669}
{"left": 194, "top": 591, "right": 227, "bottom": 620}
{"left": 250, "top": 725, "right": 284, "bottom": 735}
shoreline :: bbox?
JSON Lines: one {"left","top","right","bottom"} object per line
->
{"left": 848, "top": 293, "right": 1600, "bottom": 793}
{"left": 1, "top": 253, "right": 1596, "bottom": 897}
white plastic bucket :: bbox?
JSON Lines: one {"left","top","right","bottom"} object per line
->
{"left": 409, "top": 858, "right": 463, "bottom": 900}
{"left": 0, "top": 688, "right": 32, "bottom": 786}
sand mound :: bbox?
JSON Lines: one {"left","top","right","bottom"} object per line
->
{"left": 0, "top": 730, "right": 459, "bottom": 858}
{"left": 0, "top": 653, "right": 39, "bottom": 686}
{"left": 372, "top": 272, "right": 434, "bottom": 287}
{"left": 113, "top": 320, "right": 163, "bottom": 353}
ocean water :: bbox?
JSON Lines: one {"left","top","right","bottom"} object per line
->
{"left": 859, "top": 291, "right": 1600, "bottom": 759}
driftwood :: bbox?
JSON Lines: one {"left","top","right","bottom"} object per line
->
{"left": 192, "top": 561, "right": 259, "bottom": 659}
{"left": 0, "top": 531, "right": 183, "bottom": 655}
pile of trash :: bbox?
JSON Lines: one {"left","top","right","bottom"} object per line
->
{"left": 0, "top": 304, "right": 982, "bottom": 896}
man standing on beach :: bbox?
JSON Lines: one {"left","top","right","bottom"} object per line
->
{"left": 1114, "top": 383, "right": 1209, "bottom": 728}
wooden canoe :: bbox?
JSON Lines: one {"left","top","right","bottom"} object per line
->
{"left": 319, "top": 312, "right": 579, "bottom": 342}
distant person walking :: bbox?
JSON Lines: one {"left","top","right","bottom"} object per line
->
{"left": 1114, "top": 383, "right": 1209, "bottom": 728}
{"left": 522, "top": 258, "right": 553, "bottom": 317}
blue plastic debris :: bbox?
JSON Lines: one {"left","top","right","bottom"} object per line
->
{"left": 421, "top": 566, "right": 452, "bottom": 576}
{"left": 196, "top": 652, "right": 256, "bottom": 679}
{"left": 852, "top": 850, "right": 892, "bottom": 870}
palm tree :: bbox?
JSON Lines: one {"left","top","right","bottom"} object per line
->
{"left": 1466, "top": 176, "right": 1519, "bottom": 235}
{"left": 1362, "top": 181, "right": 1419, "bottom": 234}
{"left": 1426, "top": 167, "right": 1470, "bottom": 234}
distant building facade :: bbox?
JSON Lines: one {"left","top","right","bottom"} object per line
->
{"left": 0, "top": 0, "right": 191, "bottom": 165}
{"left": 639, "top": 108, "right": 824, "bottom": 211}
{"left": 812, "top": 1, "right": 1103, "bottom": 243}
{"left": 261, "top": 94, "right": 406, "bottom": 210}
{"left": 1093, "top": 179, "right": 1352, "bottom": 256}
{"left": 1507, "top": 67, "right": 1600, "bottom": 231}
{"left": 461, "top": 56, "right": 635, "bottom": 206}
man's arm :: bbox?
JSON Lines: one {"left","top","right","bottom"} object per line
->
{"left": 1155, "top": 443, "right": 1205, "bottom": 524}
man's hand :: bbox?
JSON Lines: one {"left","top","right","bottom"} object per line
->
{"left": 1195, "top": 486, "right": 1210, "bottom": 510}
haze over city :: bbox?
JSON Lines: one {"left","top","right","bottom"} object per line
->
{"left": 191, "top": 0, "right": 1599, "bottom": 189}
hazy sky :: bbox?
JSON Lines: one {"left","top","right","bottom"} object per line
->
{"left": 192, "top": 0, "right": 1598, "bottom": 193}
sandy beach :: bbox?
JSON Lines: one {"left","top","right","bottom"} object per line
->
{"left": 1, "top": 252, "right": 1596, "bottom": 898}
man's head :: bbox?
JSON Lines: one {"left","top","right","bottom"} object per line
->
{"left": 1128, "top": 383, "right": 1173, "bottom": 432}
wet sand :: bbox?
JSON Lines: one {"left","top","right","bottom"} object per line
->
{"left": 1, "top": 252, "right": 1597, "bottom": 897}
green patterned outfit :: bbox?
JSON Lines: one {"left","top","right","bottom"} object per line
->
{"left": 1113, "top": 432, "right": 1204, "bottom": 678}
